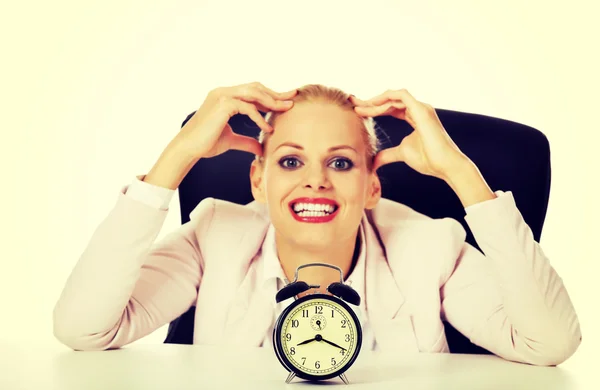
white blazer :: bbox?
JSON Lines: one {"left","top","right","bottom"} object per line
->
{"left": 52, "top": 176, "right": 582, "bottom": 366}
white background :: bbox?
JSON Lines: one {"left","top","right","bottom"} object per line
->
{"left": 1, "top": 0, "right": 597, "bottom": 374}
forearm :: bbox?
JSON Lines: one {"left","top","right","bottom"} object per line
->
{"left": 443, "top": 159, "right": 497, "bottom": 208}
{"left": 144, "top": 139, "right": 200, "bottom": 190}
{"left": 440, "top": 158, "right": 581, "bottom": 363}
{"left": 460, "top": 192, "right": 582, "bottom": 365}
{"left": 53, "top": 192, "right": 169, "bottom": 347}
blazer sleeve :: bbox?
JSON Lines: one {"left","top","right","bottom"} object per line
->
{"left": 52, "top": 175, "right": 214, "bottom": 351}
{"left": 440, "top": 190, "right": 582, "bottom": 366}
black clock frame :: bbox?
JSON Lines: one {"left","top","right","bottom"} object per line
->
{"left": 272, "top": 293, "right": 363, "bottom": 382}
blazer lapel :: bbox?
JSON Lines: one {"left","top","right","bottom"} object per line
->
{"left": 363, "top": 212, "right": 405, "bottom": 321}
{"left": 363, "top": 199, "right": 467, "bottom": 353}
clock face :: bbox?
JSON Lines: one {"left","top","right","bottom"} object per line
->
{"left": 273, "top": 294, "right": 362, "bottom": 380}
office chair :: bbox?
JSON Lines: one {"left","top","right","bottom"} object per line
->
{"left": 164, "top": 107, "right": 552, "bottom": 355}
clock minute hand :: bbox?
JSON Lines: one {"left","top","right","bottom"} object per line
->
{"left": 321, "top": 337, "right": 347, "bottom": 351}
{"left": 296, "top": 337, "right": 317, "bottom": 346}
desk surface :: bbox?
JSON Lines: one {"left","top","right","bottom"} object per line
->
{"left": 0, "top": 343, "right": 592, "bottom": 389}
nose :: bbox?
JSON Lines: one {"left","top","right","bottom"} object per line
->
{"left": 302, "top": 163, "right": 331, "bottom": 190}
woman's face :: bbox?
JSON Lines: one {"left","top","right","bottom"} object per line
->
{"left": 250, "top": 101, "right": 381, "bottom": 250}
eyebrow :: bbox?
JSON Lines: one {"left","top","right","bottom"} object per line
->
{"left": 273, "top": 142, "right": 358, "bottom": 154}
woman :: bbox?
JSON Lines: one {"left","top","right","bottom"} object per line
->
{"left": 53, "top": 83, "right": 581, "bottom": 366}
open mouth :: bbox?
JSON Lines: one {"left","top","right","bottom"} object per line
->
{"left": 289, "top": 202, "right": 340, "bottom": 223}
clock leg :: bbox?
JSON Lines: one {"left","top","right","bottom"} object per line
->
{"left": 339, "top": 373, "right": 349, "bottom": 385}
{"left": 285, "top": 372, "right": 296, "bottom": 384}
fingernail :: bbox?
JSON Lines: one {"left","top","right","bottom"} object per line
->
{"left": 283, "top": 100, "right": 293, "bottom": 105}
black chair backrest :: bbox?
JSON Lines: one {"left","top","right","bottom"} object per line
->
{"left": 165, "top": 108, "right": 551, "bottom": 354}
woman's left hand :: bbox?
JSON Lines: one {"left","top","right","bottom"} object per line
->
{"left": 351, "top": 89, "right": 470, "bottom": 181}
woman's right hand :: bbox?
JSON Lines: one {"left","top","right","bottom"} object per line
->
{"left": 173, "top": 82, "right": 297, "bottom": 160}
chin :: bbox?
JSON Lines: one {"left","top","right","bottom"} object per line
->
{"left": 290, "top": 231, "right": 335, "bottom": 247}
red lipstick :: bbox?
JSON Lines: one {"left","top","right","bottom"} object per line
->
{"left": 289, "top": 198, "right": 340, "bottom": 223}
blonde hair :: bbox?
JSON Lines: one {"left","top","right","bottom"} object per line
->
{"left": 255, "top": 84, "right": 380, "bottom": 171}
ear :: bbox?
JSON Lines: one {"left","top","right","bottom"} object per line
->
{"left": 250, "top": 159, "right": 267, "bottom": 204}
{"left": 364, "top": 172, "right": 382, "bottom": 210}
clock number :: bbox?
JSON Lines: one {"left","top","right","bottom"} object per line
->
{"left": 315, "top": 306, "right": 323, "bottom": 314}
{"left": 302, "top": 309, "right": 308, "bottom": 318}
{"left": 301, "top": 357, "right": 306, "bottom": 365}
{"left": 345, "top": 334, "right": 350, "bottom": 342}
{"left": 339, "top": 349, "right": 346, "bottom": 355}
{"left": 315, "top": 361, "right": 320, "bottom": 369}
{"left": 341, "top": 320, "right": 347, "bottom": 328}
{"left": 331, "top": 309, "right": 335, "bottom": 318}
{"left": 291, "top": 319, "right": 299, "bottom": 328}
{"left": 331, "top": 357, "right": 337, "bottom": 366}
{"left": 290, "top": 347, "right": 295, "bottom": 355}
{"left": 286, "top": 333, "right": 292, "bottom": 341}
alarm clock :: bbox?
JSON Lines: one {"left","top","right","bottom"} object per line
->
{"left": 272, "top": 263, "right": 362, "bottom": 384}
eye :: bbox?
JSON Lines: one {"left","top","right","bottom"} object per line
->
{"left": 278, "top": 156, "right": 354, "bottom": 171}
{"left": 279, "top": 157, "right": 302, "bottom": 169}
{"left": 329, "top": 158, "right": 353, "bottom": 171}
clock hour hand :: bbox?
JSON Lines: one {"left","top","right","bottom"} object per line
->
{"left": 296, "top": 337, "right": 317, "bottom": 346}
{"left": 320, "top": 337, "right": 347, "bottom": 351}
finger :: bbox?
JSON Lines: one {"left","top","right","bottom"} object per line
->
{"left": 362, "top": 90, "right": 391, "bottom": 106}
{"left": 353, "top": 102, "right": 390, "bottom": 116}
{"left": 280, "top": 88, "right": 299, "bottom": 99}
{"left": 348, "top": 94, "right": 370, "bottom": 106}
{"left": 236, "top": 100, "right": 274, "bottom": 133}
{"left": 229, "top": 133, "right": 264, "bottom": 156}
{"left": 366, "top": 89, "right": 420, "bottom": 107}
{"left": 267, "top": 87, "right": 299, "bottom": 100}
{"left": 373, "top": 147, "right": 404, "bottom": 171}
{"left": 254, "top": 83, "right": 298, "bottom": 100}
{"left": 237, "top": 89, "right": 294, "bottom": 113}
{"left": 354, "top": 101, "right": 406, "bottom": 116}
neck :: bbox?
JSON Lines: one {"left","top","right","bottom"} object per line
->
{"left": 275, "top": 228, "right": 362, "bottom": 294}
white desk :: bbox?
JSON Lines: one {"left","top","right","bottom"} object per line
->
{"left": 0, "top": 343, "right": 591, "bottom": 389}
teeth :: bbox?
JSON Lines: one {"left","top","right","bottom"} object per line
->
{"left": 296, "top": 210, "right": 332, "bottom": 217}
{"left": 292, "top": 202, "right": 336, "bottom": 213}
